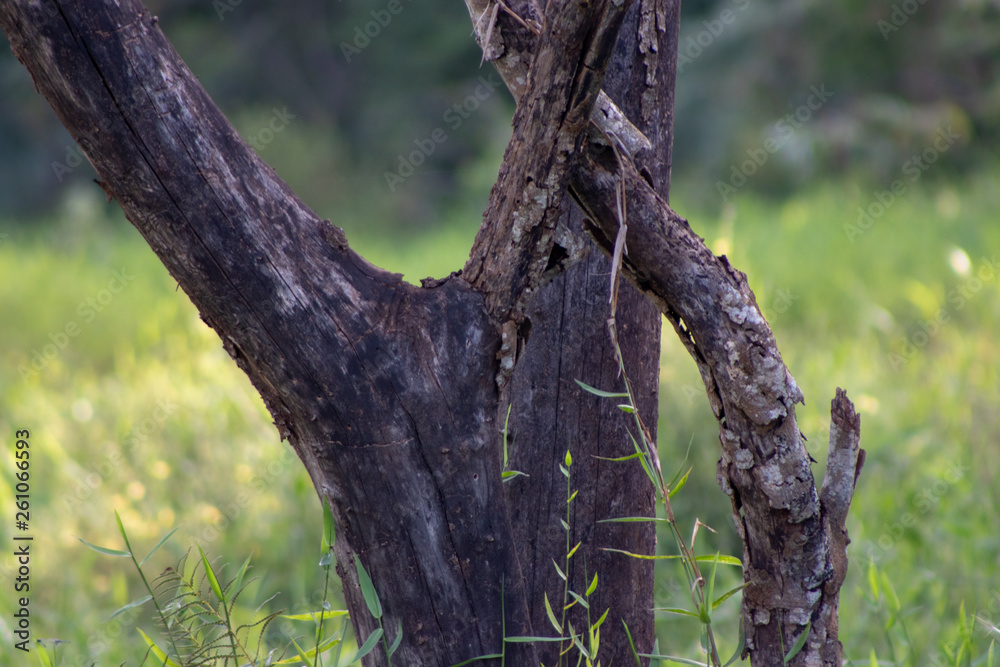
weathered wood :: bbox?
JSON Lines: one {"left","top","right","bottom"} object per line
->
{"left": 0, "top": 2, "right": 536, "bottom": 664}
{"left": 1, "top": 0, "right": 864, "bottom": 664}
{"left": 463, "top": 0, "right": 632, "bottom": 326}
{"left": 502, "top": 1, "right": 680, "bottom": 663}
{"left": 569, "top": 143, "right": 864, "bottom": 666}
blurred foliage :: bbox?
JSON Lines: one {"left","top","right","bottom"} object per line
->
{"left": 1, "top": 1, "right": 1000, "bottom": 665}
{"left": 2, "top": 0, "right": 997, "bottom": 224}
{"left": 2, "top": 162, "right": 999, "bottom": 663}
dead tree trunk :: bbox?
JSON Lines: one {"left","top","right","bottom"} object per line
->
{"left": 0, "top": 0, "right": 863, "bottom": 665}
{"left": 499, "top": 1, "right": 680, "bottom": 663}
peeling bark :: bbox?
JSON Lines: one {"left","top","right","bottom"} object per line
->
{"left": 0, "top": 0, "right": 863, "bottom": 665}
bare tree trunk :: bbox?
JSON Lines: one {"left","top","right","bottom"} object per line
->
{"left": 0, "top": 0, "right": 863, "bottom": 665}
{"left": 503, "top": 2, "right": 680, "bottom": 662}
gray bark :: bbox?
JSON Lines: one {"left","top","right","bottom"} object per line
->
{"left": 0, "top": 0, "right": 863, "bottom": 665}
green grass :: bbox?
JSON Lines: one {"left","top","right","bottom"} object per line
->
{"left": 1, "top": 165, "right": 998, "bottom": 665}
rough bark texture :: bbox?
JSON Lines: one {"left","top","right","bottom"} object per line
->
{"left": 502, "top": 1, "right": 680, "bottom": 663}
{"left": 0, "top": 2, "right": 535, "bottom": 665}
{"left": 1, "top": 0, "right": 864, "bottom": 665}
{"left": 570, "top": 144, "right": 864, "bottom": 665}
{"left": 468, "top": 1, "right": 865, "bottom": 664}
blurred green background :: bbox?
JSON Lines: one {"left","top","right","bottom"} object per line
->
{"left": 1, "top": 0, "right": 998, "bottom": 665}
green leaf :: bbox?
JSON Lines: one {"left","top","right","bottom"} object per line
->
{"left": 783, "top": 621, "right": 811, "bottom": 663}
{"left": 505, "top": 635, "right": 568, "bottom": 643}
{"left": 552, "top": 559, "right": 566, "bottom": 581}
{"left": 388, "top": 618, "right": 403, "bottom": 656}
{"left": 114, "top": 510, "right": 134, "bottom": 554}
{"left": 585, "top": 573, "right": 599, "bottom": 597}
{"left": 271, "top": 635, "right": 343, "bottom": 664}
{"left": 594, "top": 452, "right": 644, "bottom": 462}
{"left": 77, "top": 537, "right": 130, "bottom": 558}
{"left": 653, "top": 607, "right": 700, "bottom": 619}
{"left": 712, "top": 583, "right": 748, "bottom": 610}
{"left": 230, "top": 551, "right": 254, "bottom": 599}
{"left": 566, "top": 541, "right": 582, "bottom": 559}
{"left": 198, "top": 545, "right": 226, "bottom": 604}
{"left": 502, "top": 470, "right": 528, "bottom": 482}
{"left": 108, "top": 595, "right": 152, "bottom": 621}
{"left": 705, "top": 553, "right": 720, "bottom": 622}
{"left": 319, "top": 551, "right": 334, "bottom": 567}
{"left": 574, "top": 379, "right": 629, "bottom": 398}
{"left": 354, "top": 554, "right": 383, "bottom": 619}
{"left": 617, "top": 404, "right": 635, "bottom": 414}
{"left": 448, "top": 654, "right": 504, "bottom": 666}
{"left": 987, "top": 639, "right": 994, "bottom": 667}
{"left": 639, "top": 653, "right": 706, "bottom": 665}
{"left": 601, "top": 548, "right": 742, "bottom": 566}
{"left": 140, "top": 526, "right": 181, "bottom": 567}
{"left": 567, "top": 590, "right": 590, "bottom": 610}
{"left": 565, "top": 449, "right": 573, "bottom": 467}
{"left": 668, "top": 467, "right": 692, "bottom": 499}
{"left": 321, "top": 500, "right": 336, "bottom": 554}
{"left": 567, "top": 489, "right": 579, "bottom": 504}
{"left": 867, "top": 560, "right": 880, "bottom": 601}
{"left": 598, "top": 516, "right": 671, "bottom": 524}
{"left": 137, "top": 629, "right": 181, "bottom": 667}
{"left": 622, "top": 620, "right": 642, "bottom": 667}
{"left": 881, "top": 570, "right": 901, "bottom": 613}
{"left": 354, "top": 628, "right": 384, "bottom": 661}
{"left": 280, "top": 610, "right": 350, "bottom": 622}
{"left": 289, "top": 637, "right": 315, "bottom": 667}
{"left": 544, "top": 593, "right": 563, "bottom": 633}
{"left": 593, "top": 607, "right": 609, "bottom": 630}
{"left": 34, "top": 643, "right": 53, "bottom": 667}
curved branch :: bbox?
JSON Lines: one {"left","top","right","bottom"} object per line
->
{"left": 570, "top": 138, "right": 863, "bottom": 665}
{"left": 0, "top": 2, "right": 537, "bottom": 663}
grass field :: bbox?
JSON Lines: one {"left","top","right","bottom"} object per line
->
{"left": 1, "top": 164, "right": 998, "bottom": 665}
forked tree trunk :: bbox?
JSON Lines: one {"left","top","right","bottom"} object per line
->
{"left": 0, "top": 1, "right": 863, "bottom": 665}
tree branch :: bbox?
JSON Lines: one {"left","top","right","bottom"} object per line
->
{"left": 0, "top": 2, "right": 538, "bottom": 663}
{"left": 570, "top": 138, "right": 864, "bottom": 666}
{"left": 463, "top": 0, "right": 652, "bottom": 157}
{"left": 462, "top": 2, "right": 864, "bottom": 661}
{"left": 463, "top": 0, "right": 634, "bottom": 327}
